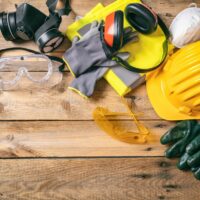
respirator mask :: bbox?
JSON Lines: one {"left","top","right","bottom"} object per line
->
{"left": 0, "top": 0, "right": 71, "bottom": 53}
{"left": 170, "top": 3, "right": 200, "bottom": 48}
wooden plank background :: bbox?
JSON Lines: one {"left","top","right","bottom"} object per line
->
{"left": 0, "top": 0, "right": 200, "bottom": 199}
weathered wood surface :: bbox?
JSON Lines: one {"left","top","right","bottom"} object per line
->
{"left": 0, "top": 158, "right": 200, "bottom": 200}
{"left": 0, "top": 0, "right": 200, "bottom": 199}
{"left": 0, "top": 81, "right": 167, "bottom": 120}
{"left": 0, "top": 120, "right": 174, "bottom": 157}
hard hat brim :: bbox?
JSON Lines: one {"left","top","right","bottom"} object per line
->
{"left": 146, "top": 69, "right": 200, "bottom": 121}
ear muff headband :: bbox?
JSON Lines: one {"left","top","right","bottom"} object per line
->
{"left": 114, "top": 11, "right": 124, "bottom": 50}
{"left": 104, "top": 10, "right": 124, "bottom": 51}
{"left": 47, "top": 0, "right": 71, "bottom": 16}
{"left": 110, "top": 3, "right": 170, "bottom": 73}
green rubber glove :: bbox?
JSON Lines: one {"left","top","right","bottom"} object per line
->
{"left": 160, "top": 120, "right": 198, "bottom": 158}
{"left": 177, "top": 152, "right": 190, "bottom": 170}
{"left": 177, "top": 124, "right": 200, "bottom": 170}
{"left": 190, "top": 167, "right": 200, "bottom": 180}
{"left": 187, "top": 151, "right": 200, "bottom": 168}
{"left": 193, "top": 168, "right": 200, "bottom": 180}
{"left": 186, "top": 126, "right": 200, "bottom": 155}
{"left": 180, "top": 125, "right": 200, "bottom": 179}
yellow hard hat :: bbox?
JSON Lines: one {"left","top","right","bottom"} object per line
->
{"left": 147, "top": 41, "right": 200, "bottom": 120}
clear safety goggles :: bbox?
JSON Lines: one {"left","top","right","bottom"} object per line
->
{"left": 0, "top": 53, "right": 63, "bottom": 90}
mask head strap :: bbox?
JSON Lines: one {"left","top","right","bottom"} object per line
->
{"left": 46, "top": 0, "right": 71, "bottom": 16}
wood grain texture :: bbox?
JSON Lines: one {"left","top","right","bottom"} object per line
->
{"left": 0, "top": 158, "right": 200, "bottom": 200}
{"left": 0, "top": 0, "right": 198, "bottom": 121}
{"left": 0, "top": 77, "right": 162, "bottom": 120}
{"left": 0, "top": 0, "right": 197, "bottom": 121}
{"left": 0, "top": 120, "right": 175, "bottom": 157}
{"left": 0, "top": 0, "right": 199, "bottom": 199}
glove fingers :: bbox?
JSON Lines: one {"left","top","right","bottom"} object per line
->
{"left": 123, "top": 26, "right": 133, "bottom": 35}
{"left": 123, "top": 34, "right": 139, "bottom": 47}
{"left": 160, "top": 121, "right": 193, "bottom": 145}
{"left": 193, "top": 168, "right": 200, "bottom": 180}
{"left": 160, "top": 129, "right": 183, "bottom": 145}
{"left": 123, "top": 29, "right": 138, "bottom": 46}
{"left": 165, "top": 141, "right": 185, "bottom": 158}
{"left": 191, "top": 167, "right": 199, "bottom": 172}
{"left": 183, "top": 120, "right": 199, "bottom": 143}
{"left": 177, "top": 152, "right": 190, "bottom": 170}
{"left": 90, "top": 20, "right": 99, "bottom": 29}
{"left": 186, "top": 125, "right": 200, "bottom": 155}
{"left": 78, "top": 21, "right": 100, "bottom": 42}
{"left": 123, "top": 30, "right": 138, "bottom": 40}
{"left": 116, "top": 52, "right": 130, "bottom": 60}
{"left": 69, "top": 67, "right": 108, "bottom": 97}
{"left": 72, "top": 36, "right": 80, "bottom": 45}
{"left": 187, "top": 151, "right": 200, "bottom": 168}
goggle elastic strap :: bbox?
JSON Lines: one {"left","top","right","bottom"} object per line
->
{"left": 0, "top": 47, "right": 65, "bottom": 72}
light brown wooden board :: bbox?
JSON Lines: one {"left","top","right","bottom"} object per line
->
{"left": 0, "top": 0, "right": 199, "bottom": 198}
{"left": 0, "top": 0, "right": 198, "bottom": 121}
{"left": 0, "top": 120, "right": 175, "bottom": 157}
{"left": 0, "top": 78, "right": 163, "bottom": 120}
{"left": 0, "top": 158, "right": 200, "bottom": 200}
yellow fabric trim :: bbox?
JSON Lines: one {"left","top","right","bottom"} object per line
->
{"left": 62, "top": 56, "right": 76, "bottom": 77}
{"left": 68, "top": 87, "right": 89, "bottom": 99}
{"left": 104, "top": 70, "right": 132, "bottom": 96}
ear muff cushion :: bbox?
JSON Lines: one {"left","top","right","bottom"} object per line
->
{"left": 113, "top": 10, "right": 124, "bottom": 50}
{"left": 125, "top": 3, "right": 157, "bottom": 34}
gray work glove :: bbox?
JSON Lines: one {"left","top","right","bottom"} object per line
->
{"left": 63, "top": 21, "right": 137, "bottom": 77}
{"left": 69, "top": 67, "right": 108, "bottom": 98}
{"left": 68, "top": 62, "right": 145, "bottom": 98}
{"left": 66, "top": 19, "right": 143, "bottom": 98}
